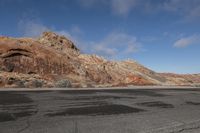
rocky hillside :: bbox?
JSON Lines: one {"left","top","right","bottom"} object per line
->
{"left": 0, "top": 32, "right": 199, "bottom": 88}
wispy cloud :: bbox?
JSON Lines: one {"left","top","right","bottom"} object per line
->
{"left": 77, "top": 0, "right": 105, "bottom": 8}
{"left": 188, "top": 6, "right": 200, "bottom": 18}
{"left": 90, "top": 32, "right": 141, "bottom": 58}
{"left": 18, "top": 19, "right": 49, "bottom": 37}
{"left": 110, "top": 0, "right": 138, "bottom": 16}
{"left": 77, "top": 0, "right": 200, "bottom": 19}
{"left": 174, "top": 35, "right": 200, "bottom": 48}
{"left": 162, "top": 0, "right": 200, "bottom": 20}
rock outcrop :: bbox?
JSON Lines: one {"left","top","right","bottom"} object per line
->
{"left": 0, "top": 32, "right": 199, "bottom": 88}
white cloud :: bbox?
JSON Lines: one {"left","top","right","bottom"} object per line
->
{"left": 111, "top": 0, "right": 138, "bottom": 16}
{"left": 90, "top": 32, "right": 141, "bottom": 58}
{"left": 174, "top": 35, "right": 200, "bottom": 48}
{"left": 18, "top": 19, "right": 49, "bottom": 37}
{"left": 93, "top": 44, "right": 118, "bottom": 57}
{"left": 70, "top": 26, "right": 83, "bottom": 35}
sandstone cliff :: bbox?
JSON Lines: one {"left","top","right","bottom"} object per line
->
{"left": 0, "top": 32, "right": 199, "bottom": 88}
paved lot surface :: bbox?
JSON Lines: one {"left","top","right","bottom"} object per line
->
{"left": 0, "top": 88, "right": 200, "bottom": 133}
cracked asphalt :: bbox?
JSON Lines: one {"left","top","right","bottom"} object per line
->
{"left": 0, "top": 88, "right": 200, "bottom": 133}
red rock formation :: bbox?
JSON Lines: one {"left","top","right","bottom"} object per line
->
{"left": 0, "top": 32, "right": 199, "bottom": 88}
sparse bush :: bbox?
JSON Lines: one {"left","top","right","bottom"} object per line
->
{"left": 32, "top": 80, "right": 43, "bottom": 88}
{"left": 86, "top": 83, "right": 94, "bottom": 88}
{"left": 55, "top": 79, "right": 71, "bottom": 88}
{"left": 7, "top": 77, "right": 16, "bottom": 85}
{"left": 15, "top": 80, "right": 26, "bottom": 88}
{"left": 6, "top": 77, "right": 26, "bottom": 88}
{"left": 195, "top": 84, "right": 200, "bottom": 88}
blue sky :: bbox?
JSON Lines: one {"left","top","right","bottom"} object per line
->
{"left": 0, "top": 0, "right": 200, "bottom": 74}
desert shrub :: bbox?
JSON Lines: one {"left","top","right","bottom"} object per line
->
{"left": 195, "top": 84, "right": 200, "bottom": 87}
{"left": 55, "top": 79, "right": 71, "bottom": 88}
{"left": 32, "top": 80, "right": 43, "bottom": 88}
{"left": 7, "top": 77, "right": 16, "bottom": 85}
{"left": 15, "top": 80, "right": 26, "bottom": 88}
{"left": 6, "top": 77, "right": 26, "bottom": 88}
{"left": 86, "top": 83, "right": 94, "bottom": 88}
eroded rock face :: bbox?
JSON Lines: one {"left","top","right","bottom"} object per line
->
{"left": 0, "top": 38, "right": 74, "bottom": 75}
{"left": 0, "top": 34, "right": 85, "bottom": 88}
{"left": 0, "top": 32, "right": 199, "bottom": 88}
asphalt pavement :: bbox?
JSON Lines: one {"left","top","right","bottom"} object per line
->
{"left": 1, "top": 88, "right": 200, "bottom": 133}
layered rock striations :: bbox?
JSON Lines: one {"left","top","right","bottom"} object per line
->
{"left": 0, "top": 32, "right": 199, "bottom": 88}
